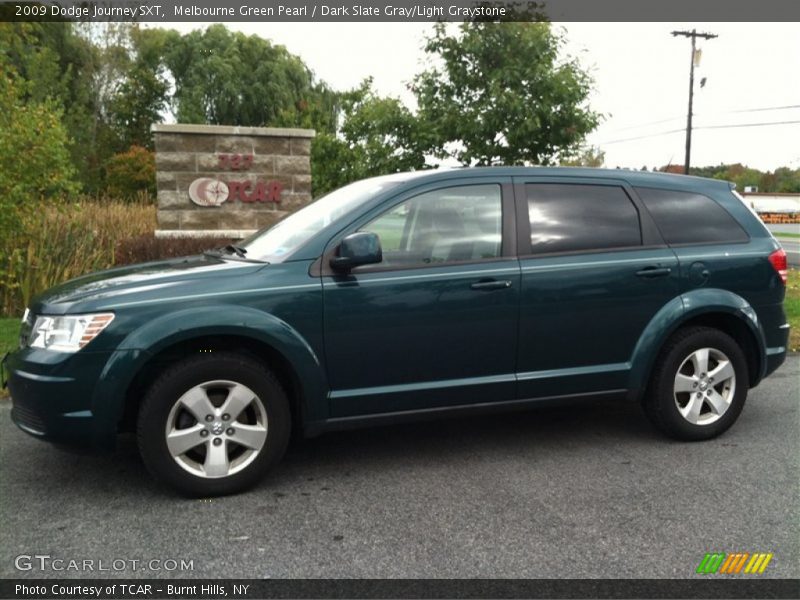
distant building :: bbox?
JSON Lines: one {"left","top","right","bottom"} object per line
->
{"left": 741, "top": 192, "right": 800, "bottom": 224}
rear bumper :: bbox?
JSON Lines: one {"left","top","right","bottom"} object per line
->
{"left": 4, "top": 348, "right": 127, "bottom": 451}
{"left": 763, "top": 323, "right": 790, "bottom": 379}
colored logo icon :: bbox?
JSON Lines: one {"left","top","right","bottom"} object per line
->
{"left": 188, "top": 178, "right": 230, "bottom": 207}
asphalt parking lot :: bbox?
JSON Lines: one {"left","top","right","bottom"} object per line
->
{"left": 1, "top": 357, "right": 797, "bottom": 580}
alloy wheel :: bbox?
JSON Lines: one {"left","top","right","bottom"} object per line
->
{"left": 165, "top": 380, "right": 268, "bottom": 478}
{"left": 673, "top": 347, "right": 737, "bottom": 426}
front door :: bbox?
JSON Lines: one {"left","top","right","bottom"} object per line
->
{"left": 323, "top": 179, "right": 521, "bottom": 417}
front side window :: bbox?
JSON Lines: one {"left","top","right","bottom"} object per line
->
{"left": 634, "top": 187, "right": 749, "bottom": 245}
{"left": 361, "top": 184, "right": 503, "bottom": 268}
{"left": 526, "top": 184, "right": 642, "bottom": 254}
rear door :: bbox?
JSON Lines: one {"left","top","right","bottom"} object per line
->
{"left": 513, "top": 177, "right": 680, "bottom": 399}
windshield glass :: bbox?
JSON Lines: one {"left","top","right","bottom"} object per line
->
{"left": 239, "top": 178, "right": 401, "bottom": 262}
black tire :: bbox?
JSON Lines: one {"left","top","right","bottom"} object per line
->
{"left": 643, "top": 326, "right": 749, "bottom": 441}
{"left": 137, "top": 352, "right": 290, "bottom": 497}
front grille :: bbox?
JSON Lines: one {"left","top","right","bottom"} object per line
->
{"left": 11, "top": 403, "right": 46, "bottom": 433}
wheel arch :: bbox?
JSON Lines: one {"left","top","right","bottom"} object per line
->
{"left": 629, "top": 289, "right": 767, "bottom": 400}
{"left": 90, "top": 306, "right": 328, "bottom": 434}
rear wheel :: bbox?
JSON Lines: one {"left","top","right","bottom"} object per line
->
{"left": 643, "top": 327, "right": 748, "bottom": 440}
{"left": 137, "top": 353, "right": 290, "bottom": 497}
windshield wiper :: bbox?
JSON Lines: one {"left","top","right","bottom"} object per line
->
{"left": 203, "top": 245, "right": 267, "bottom": 263}
{"left": 222, "top": 244, "right": 248, "bottom": 258}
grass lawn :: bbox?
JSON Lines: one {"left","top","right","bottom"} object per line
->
{"left": 786, "top": 269, "right": 800, "bottom": 352}
{"left": 0, "top": 317, "right": 19, "bottom": 357}
{"left": 0, "top": 317, "right": 20, "bottom": 397}
{"left": 775, "top": 232, "right": 800, "bottom": 239}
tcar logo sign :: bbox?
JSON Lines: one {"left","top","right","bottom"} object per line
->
{"left": 188, "top": 177, "right": 284, "bottom": 207}
{"left": 188, "top": 154, "right": 284, "bottom": 207}
{"left": 189, "top": 178, "right": 229, "bottom": 207}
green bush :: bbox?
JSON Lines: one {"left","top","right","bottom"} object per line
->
{"left": 0, "top": 67, "right": 77, "bottom": 201}
{"left": 104, "top": 145, "right": 156, "bottom": 201}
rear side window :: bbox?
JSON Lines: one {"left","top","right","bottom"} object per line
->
{"left": 526, "top": 184, "right": 642, "bottom": 254}
{"left": 634, "top": 187, "right": 748, "bottom": 245}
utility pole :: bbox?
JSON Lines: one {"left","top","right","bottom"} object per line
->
{"left": 672, "top": 29, "right": 717, "bottom": 174}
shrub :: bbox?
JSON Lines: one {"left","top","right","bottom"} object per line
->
{"left": 104, "top": 145, "right": 156, "bottom": 201}
{"left": 114, "top": 235, "right": 233, "bottom": 266}
{"left": 0, "top": 66, "right": 78, "bottom": 231}
{"left": 0, "top": 199, "right": 156, "bottom": 316}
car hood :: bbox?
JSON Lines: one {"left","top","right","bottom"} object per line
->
{"left": 30, "top": 254, "right": 268, "bottom": 315}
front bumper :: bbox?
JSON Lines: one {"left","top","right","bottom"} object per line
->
{"left": 4, "top": 348, "right": 130, "bottom": 451}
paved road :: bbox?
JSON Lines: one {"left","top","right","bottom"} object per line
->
{"left": 1, "top": 358, "right": 797, "bottom": 580}
{"left": 768, "top": 224, "right": 800, "bottom": 236}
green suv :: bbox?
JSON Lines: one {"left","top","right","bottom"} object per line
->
{"left": 3, "top": 168, "right": 790, "bottom": 496}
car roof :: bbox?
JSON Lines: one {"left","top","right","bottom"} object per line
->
{"left": 375, "top": 166, "right": 733, "bottom": 192}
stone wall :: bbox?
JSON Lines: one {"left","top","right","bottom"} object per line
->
{"left": 152, "top": 124, "right": 314, "bottom": 238}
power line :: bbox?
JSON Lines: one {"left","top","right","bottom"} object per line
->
{"left": 700, "top": 119, "right": 800, "bottom": 130}
{"left": 600, "top": 119, "right": 800, "bottom": 145}
{"left": 604, "top": 104, "right": 800, "bottom": 136}
{"left": 729, "top": 104, "right": 800, "bottom": 113}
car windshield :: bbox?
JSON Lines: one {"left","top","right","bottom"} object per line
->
{"left": 239, "top": 178, "right": 401, "bottom": 262}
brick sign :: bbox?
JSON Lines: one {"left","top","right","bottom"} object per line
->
{"left": 152, "top": 124, "right": 315, "bottom": 238}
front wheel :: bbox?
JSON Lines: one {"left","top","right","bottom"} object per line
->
{"left": 643, "top": 327, "right": 748, "bottom": 441}
{"left": 137, "top": 353, "right": 290, "bottom": 497}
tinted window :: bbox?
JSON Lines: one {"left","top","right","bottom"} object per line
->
{"left": 634, "top": 187, "right": 748, "bottom": 245}
{"left": 526, "top": 184, "right": 641, "bottom": 254}
{"left": 363, "top": 184, "right": 502, "bottom": 268}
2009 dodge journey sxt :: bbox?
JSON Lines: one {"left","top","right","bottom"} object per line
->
{"left": 3, "top": 167, "right": 790, "bottom": 496}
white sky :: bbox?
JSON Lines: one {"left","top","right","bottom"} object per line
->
{"left": 160, "top": 22, "right": 800, "bottom": 171}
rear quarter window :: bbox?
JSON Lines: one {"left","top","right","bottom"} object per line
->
{"left": 634, "top": 187, "right": 749, "bottom": 245}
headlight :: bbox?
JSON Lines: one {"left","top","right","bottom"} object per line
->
{"left": 29, "top": 313, "right": 115, "bottom": 353}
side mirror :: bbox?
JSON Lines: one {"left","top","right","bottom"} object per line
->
{"left": 330, "top": 231, "right": 383, "bottom": 271}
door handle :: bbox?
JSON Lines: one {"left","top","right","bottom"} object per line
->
{"left": 470, "top": 279, "right": 512, "bottom": 291}
{"left": 635, "top": 266, "right": 672, "bottom": 278}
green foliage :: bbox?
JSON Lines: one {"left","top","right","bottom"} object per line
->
{"left": 684, "top": 163, "right": 800, "bottom": 193}
{"left": 109, "top": 26, "right": 170, "bottom": 149}
{"left": 560, "top": 145, "right": 605, "bottom": 167}
{"left": 0, "top": 65, "right": 78, "bottom": 220}
{"left": 162, "top": 25, "right": 317, "bottom": 127}
{"left": 0, "top": 317, "right": 20, "bottom": 353}
{"left": 311, "top": 79, "right": 427, "bottom": 196}
{"left": 1, "top": 22, "right": 100, "bottom": 190}
{"left": 104, "top": 145, "right": 156, "bottom": 200}
{"left": 413, "top": 22, "right": 600, "bottom": 166}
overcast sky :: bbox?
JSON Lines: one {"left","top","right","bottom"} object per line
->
{"left": 162, "top": 22, "right": 800, "bottom": 171}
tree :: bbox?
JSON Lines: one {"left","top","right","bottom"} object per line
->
{"left": 311, "top": 80, "right": 427, "bottom": 196}
{"left": 0, "top": 22, "right": 100, "bottom": 190}
{"left": 412, "top": 22, "right": 600, "bottom": 166}
{"left": 108, "top": 26, "right": 170, "bottom": 150}
{"left": 162, "top": 25, "right": 319, "bottom": 127}
{"left": 0, "top": 64, "right": 77, "bottom": 226}
{"left": 560, "top": 145, "right": 605, "bottom": 167}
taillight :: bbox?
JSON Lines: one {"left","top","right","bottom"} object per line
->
{"left": 768, "top": 248, "right": 788, "bottom": 285}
